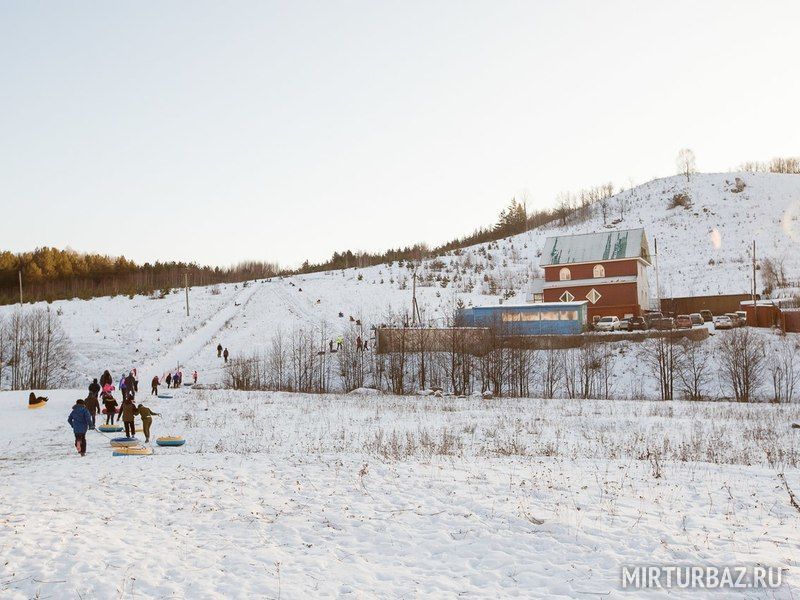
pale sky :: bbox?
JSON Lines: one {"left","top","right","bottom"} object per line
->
{"left": 1, "top": 1, "right": 798, "bottom": 268}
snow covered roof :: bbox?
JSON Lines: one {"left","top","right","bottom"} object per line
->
{"left": 540, "top": 228, "right": 651, "bottom": 266}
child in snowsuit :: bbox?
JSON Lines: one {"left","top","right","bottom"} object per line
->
{"left": 120, "top": 397, "right": 139, "bottom": 438}
{"left": 101, "top": 384, "right": 118, "bottom": 424}
{"left": 136, "top": 402, "right": 161, "bottom": 443}
{"left": 68, "top": 399, "right": 93, "bottom": 456}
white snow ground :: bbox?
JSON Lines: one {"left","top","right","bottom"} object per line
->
{"left": 2, "top": 389, "right": 799, "bottom": 599}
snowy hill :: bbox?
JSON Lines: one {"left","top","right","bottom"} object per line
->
{"left": 1, "top": 172, "right": 798, "bottom": 386}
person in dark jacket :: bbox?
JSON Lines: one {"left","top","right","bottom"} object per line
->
{"left": 88, "top": 378, "right": 101, "bottom": 400}
{"left": 223, "top": 348, "right": 229, "bottom": 363}
{"left": 124, "top": 372, "right": 136, "bottom": 398}
{"left": 151, "top": 375, "right": 160, "bottom": 395}
{"left": 166, "top": 373, "right": 172, "bottom": 389}
{"left": 120, "top": 397, "right": 139, "bottom": 437}
{"left": 136, "top": 402, "right": 161, "bottom": 443}
{"left": 100, "top": 370, "right": 112, "bottom": 387}
{"left": 28, "top": 392, "right": 48, "bottom": 406}
{"left": 68, "top": 399, "right": 93, "bottom": 456}
{"left": 217, "top": 343, "right": 223, "bottom": 358}
{"left": 84, "top": 393, "right": 100, "bottom": 428}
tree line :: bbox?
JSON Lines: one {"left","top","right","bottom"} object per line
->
{"left": 0, "top": 247, "right": 279, "bottom": 305}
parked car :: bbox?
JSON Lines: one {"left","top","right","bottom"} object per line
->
{"left": 736, "top": 310, "right": 748, "bottom": 325}
{"left": 689, "top": 313, "right": 704, "bottom": 327}
{"left": 627, "top": 316, "right": 648, "bottom": 331}
{"left": 700, "top": 310, "right": 713, "bottom": 323}
{"left": 594, "top": 316, "right": 621, "bottom": 332}
{"left": 650, "top": 317, "right": 675, "bottom": 331}
{"left": 725, "top": 312, "right": 744, "bottom": 327}
{"left": 714, "top": 315, "right": 734, "bottom": 330}
{"left": 675, "top": 314, "right": 693, "bottom": 329}
{"left": 643, "top": 312, "right": 663, "bottom": 329}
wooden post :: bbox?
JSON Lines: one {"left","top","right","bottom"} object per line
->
{"left": 18, "top": 270, "right": 23, "bottom": 305}
{"left": 751, "top": 240, "right": 757, "bottom": 327}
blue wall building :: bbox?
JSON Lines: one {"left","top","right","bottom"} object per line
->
{"left": 458, "top": 301, "right": 589, "bottom": 335}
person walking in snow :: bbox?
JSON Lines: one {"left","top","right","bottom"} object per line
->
{"left": 84, "top": 392, "right": 100, "bottom": 429}
{"left": 166, "top": 372, "right": 173, "bottom": 389}
{"left": 151, "top": 375, "right": 160, "bottom": 396}
{"left": 329, "top": 339, "right": 334, "bottom": 352}
{"left": 192, "top": 370, "right": 198, "bottom": 384}
{"left": 136, "top": 401, "right": 161, "bottom": 443}
{"left": 68, "top": 399, "right": 93, "bottom": 456}
{"left": 124, "top": 371, "right": 136, "bottom": 399}
{"left": 356, "top": 336, "right": 362, "bottom": 351}
{"left": 132, "top": 368, "right": 139, "bottom": 393}
{"left": 100, "top": 370, "right": 112, "bottom": 387}
{"left": 120, "top": 396, "right": 139, "bottom": 438}
{"left": 223, "top": 348, "right": 229, "bottom": 363}
{"left": 101, "top": 383, "right": 118, "bottom": 424}
{"left": 217, "top": 343, "right": 223, "bottom": 358}
{"left": 336, "top": 336, "right": 343, "bottom": 350}
{"left": 88, "top": 378, "right": 100, "bottom": 401}
{"left": 119, "top": 374, "right": 128, "bottom": 402}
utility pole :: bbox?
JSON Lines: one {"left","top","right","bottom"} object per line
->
{"left": 653, "top": 238, "right": 660, "bottom": 313}
{"left": 184, "top": 270, "right": 190, "bottom": 317}
{"left": 411, "top": 268, "right": 422, "bottom": 326}
{"left": 751, "top": 240, "right": 757, "bottom": 327}
{"left": 18, "top": 270, "right": 23, "bottom": 306}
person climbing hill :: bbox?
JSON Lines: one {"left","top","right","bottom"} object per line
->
{"left": 192, "top": 370, "right": 198, "bottom": 384}
{"left": 67, "top": 399, "right": 93, "bottom": 456}
{"left": 84, "top": 393, "right": 100, "bottom": 429}
{"left": 136, "top": 401, "right": 161, "bottom": 443}
{"left": 99, "top": 370, "right": 112, "bottom": 387}
{"left": 166, "top": 372, "right": 173, "bottom": 389}
{"left": 223, "top": 348, "right": 229, "bottom": 363}
{"left": 217, "top": 343, "right": 223, "bottom": 358}
{"left": 101, "top": 384, "right": 118, "bottom": 424}
{"left": 124, "top": 371, "right": 136, "bottom": 399}
{"left": 88, "top": 378, "right": 100, "bottom": 400}
{"left": 119, "top": 396, "right": 139, "bottom": 438}
{"left": 151, "top": 375, "right": 160, "bottom": 395}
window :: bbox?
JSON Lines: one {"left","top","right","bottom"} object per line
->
{"left": 560, "top": 310, "right": 578, "bottom": 321}
{"left": 586, "top": 288, "right": 602, "bottom": 304}
{"left": 559, "top": 267, "right": 571, "bottom": 281}
{"left": 540, "top": 310, "right": 559, "bottom": 321}
{"left": 521, "top": 312, "right": 540, "bottom": 321}
{"left": 559, "top": 291, "right": 575, "bottom": 302}
{"left": 593, "top": 264, "right": 605, "bottom": 278}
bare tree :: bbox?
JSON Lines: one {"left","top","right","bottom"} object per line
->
{"left": 676, "top": 339, "right": 711, "bottom": 400}
{"left": 718, "top": 329, "right": 765, "bottom": 402}
{"left": 537, "top": 346, "right": 563, "bottom": 399}
{"left": 768, "top": 337, "right": 798, "bottom": 403}
{"left": 639, "top": 335, "right": 679, "bottom": 401}
{"left": 676, "top": 148, "right": 697, "bottom": 182}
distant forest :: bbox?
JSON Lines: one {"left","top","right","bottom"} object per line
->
{"left": 2, "top": 156, "right": 797, "bottom": 305}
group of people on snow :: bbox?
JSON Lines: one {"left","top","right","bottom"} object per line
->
{"left": 65, "top": 367, "right": 166, "bottom": 456}
{"left": 216, "top": 343, "right": 229, "bottom": 363}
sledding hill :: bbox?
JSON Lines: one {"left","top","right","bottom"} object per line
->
{"left": 1, "top": 172, "right": 798, "bottom": 386}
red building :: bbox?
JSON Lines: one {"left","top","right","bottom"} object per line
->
{"left": 539, "top": 228, "right": 653, "bottom": 320}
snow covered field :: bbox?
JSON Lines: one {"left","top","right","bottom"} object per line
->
{"left": 2, "top": 389, "right": 799, "bottom": 598}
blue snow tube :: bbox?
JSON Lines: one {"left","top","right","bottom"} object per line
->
{"left": 157, "top": 394, "right": 174, "bottom": 399}
{"left": 110, "top": 436, "right": 140, "bottom": 447}
{"left": 156, "top": 436, "right": 185, "bottom": 447}
{"left": 98, "top": 424, "right": 123, "bottom": 433}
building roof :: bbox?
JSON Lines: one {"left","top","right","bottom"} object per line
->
{"left": 540, "top": 228, "right": 651, "bottom": 266}
{"left": 471, "top": 301, "right": 588, "bottom": 310}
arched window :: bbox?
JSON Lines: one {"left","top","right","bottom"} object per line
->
{"left": 559, "top": 267, "right": 571, "bottom": 281}
{"left": 593, "top": 264, "right": 605, "bottom": 278}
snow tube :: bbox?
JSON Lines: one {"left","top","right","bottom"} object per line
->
{"left": 157, "top": 394, "right": 174, "bottom": 399}
{"left": 112, "top": 446, "right": 153, "bottom": 457}
{"left": 98, "top": 424, "right": 123, "bottom": 433}
{"left": 101, "top": 407, "right": 121, "bottom": 414}
{"left": 28, "top": 401, "right": 47, "bottom": 410}
{"left": 110, "top": 437, "right": 140, "bottom": 448}
{"left": 156, "top": 436, "right": 185, "bottom": 447}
